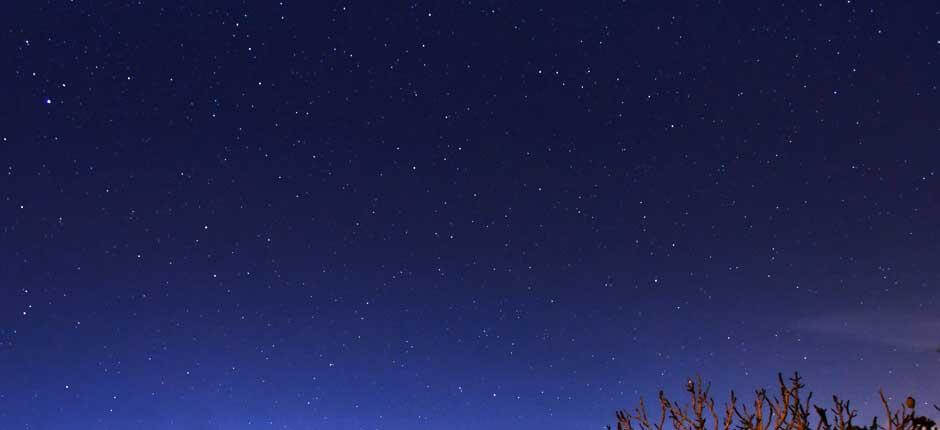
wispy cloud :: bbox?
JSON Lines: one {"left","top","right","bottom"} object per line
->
{"left": 791, "top": 311, "right": 940, "bottom": 351}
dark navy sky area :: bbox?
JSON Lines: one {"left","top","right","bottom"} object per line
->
{"left": 2, "top": 2, "right": 939, "bottom": 429}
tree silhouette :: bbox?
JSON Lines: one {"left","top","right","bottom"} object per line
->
{"left": 611, "top": 373, "right": 938, "bottom": 430}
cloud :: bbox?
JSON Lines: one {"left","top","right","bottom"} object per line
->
{"left": 791, "top": 311, "right": 940, "bottom": 351}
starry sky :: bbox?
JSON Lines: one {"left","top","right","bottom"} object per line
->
{"left": 1, "top": 1, "right": 939, "bottom": 429}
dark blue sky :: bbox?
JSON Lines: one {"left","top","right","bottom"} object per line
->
{"left": 1, "top": 1, "right": 938, "bottom": 429}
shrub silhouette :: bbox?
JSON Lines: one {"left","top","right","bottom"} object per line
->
{"left": 611, "top": 373, "right": 937, "bottom": 430}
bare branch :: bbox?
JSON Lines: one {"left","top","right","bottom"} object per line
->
{"left": 612, "top": 374, "right": 935, "bottom": 430}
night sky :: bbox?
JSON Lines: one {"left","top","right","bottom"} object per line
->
{"left": 2, "top": 1, "right": 939, "bottom": 429}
